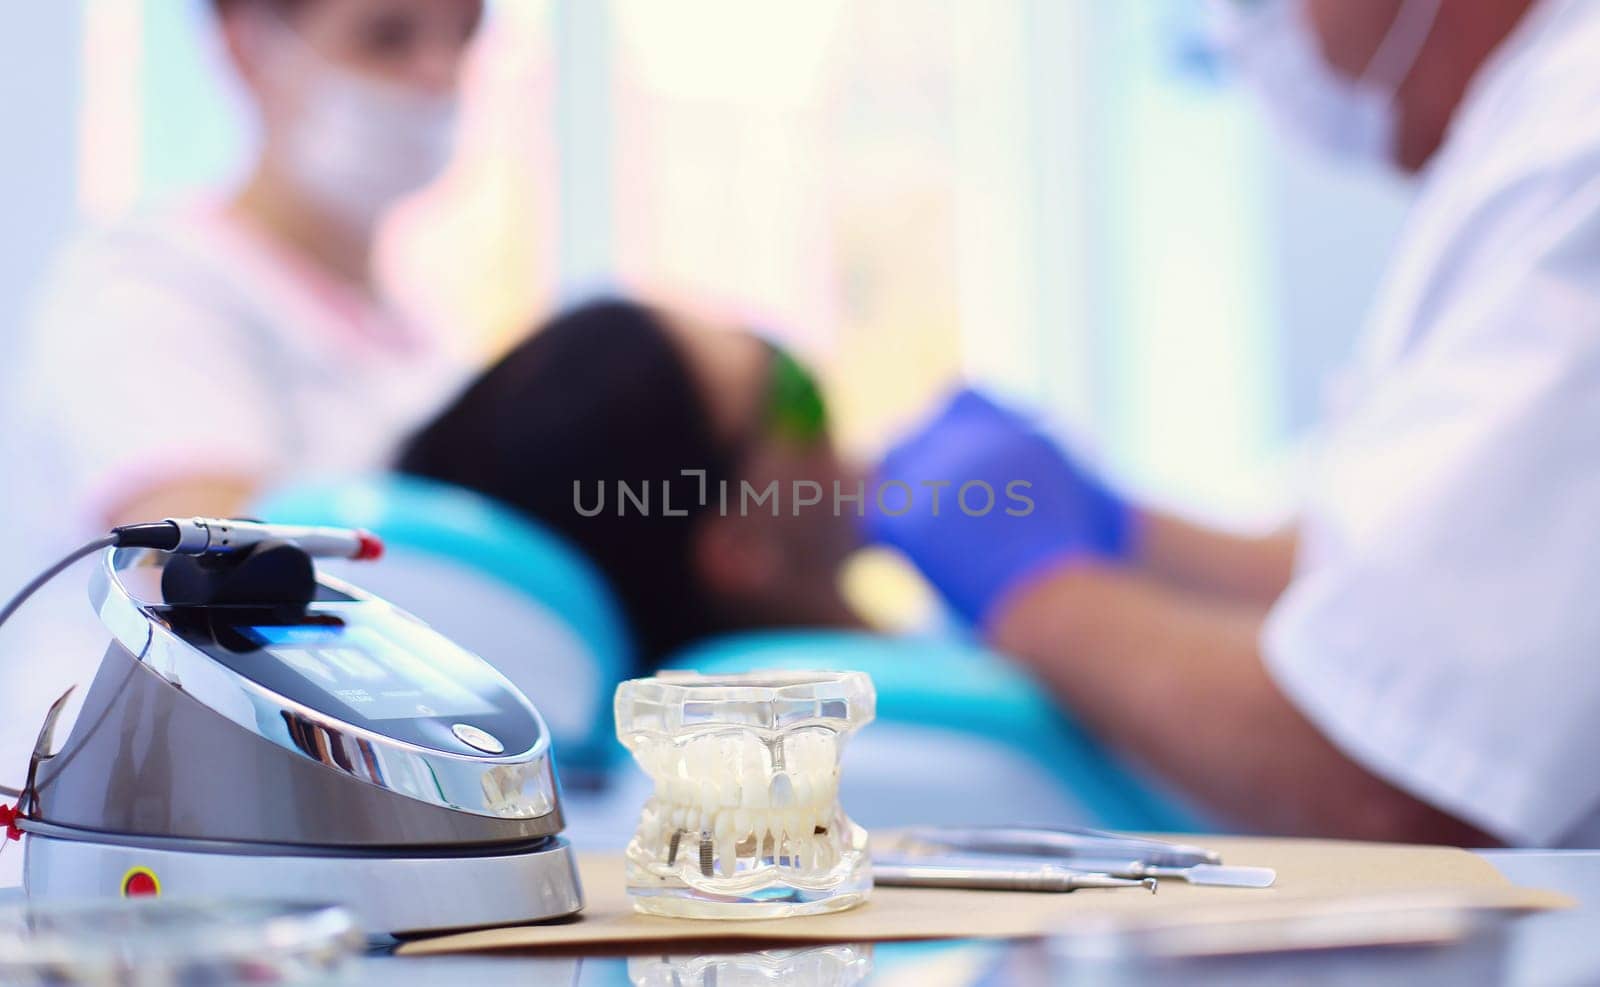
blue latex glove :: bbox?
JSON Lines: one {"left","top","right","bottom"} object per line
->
{"left": 867, "top": 388, "right": 1131, "bottom": 626}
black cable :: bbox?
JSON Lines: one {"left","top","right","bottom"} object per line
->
{"left": 0, "top": 534, "right": 118, "bottom": 802}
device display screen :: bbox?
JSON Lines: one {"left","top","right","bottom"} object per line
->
{"left": 243, "top": 622, "right": 497, "bottom": 721}
{"left": 156, "top": 601, "right": 539, "bottom": 755}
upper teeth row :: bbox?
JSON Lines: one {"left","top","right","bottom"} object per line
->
{"left": 634, "top": 729, "right": 840, "bottom": 772}
{"left": 654, "top": 769, "right": 837, "bottom": 812}
{"left": 633, "top": 729, "right": 841, "bottom": 811}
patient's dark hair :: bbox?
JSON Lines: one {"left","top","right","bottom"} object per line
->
{"left": 398, "top": 299, "right": 733, "bottom": 671}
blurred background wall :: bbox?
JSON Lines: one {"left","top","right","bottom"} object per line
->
{"left": 0, "top": 5, "right": 83, "bottom": 410}
{"left": 0, "top": 0, "right": 1412, "bottom": 524}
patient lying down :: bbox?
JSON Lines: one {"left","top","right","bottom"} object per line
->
{"left": 400, "top": 299, "right": 1501, "bottom": 847}
{"left": 398, "top": 298, "right": 868, "bottom": 673}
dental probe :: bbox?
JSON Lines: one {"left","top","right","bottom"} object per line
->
{"left": 873, "top": 861, "right": 1158, "bottom": 893}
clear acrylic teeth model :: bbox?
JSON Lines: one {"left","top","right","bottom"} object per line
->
{"left": 614, "top": 670, "right": 875, "bottom": 918}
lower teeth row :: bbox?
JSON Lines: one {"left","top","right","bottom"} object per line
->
{"left": 637, "top": 798, "right": 841, "bottom": 878}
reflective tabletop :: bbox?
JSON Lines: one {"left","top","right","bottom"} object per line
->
{"left": 3, "top": 850, "right": 1596, "bottom": 985}
{"left": 353, "top": 850, "right": 1600, "bottom": 986}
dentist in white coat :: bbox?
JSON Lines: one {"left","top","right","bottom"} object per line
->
{"left": 874, "top": 0, "right": 1600, "bottom": 847}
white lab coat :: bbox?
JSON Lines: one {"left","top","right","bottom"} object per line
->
{"left": 1264, "top": 0, "right": 1600, "bottom": 847}
{"left": 0, "top": 204, "right": 464, "bottom": 884}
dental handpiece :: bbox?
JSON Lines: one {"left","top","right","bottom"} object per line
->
{"left": 112, "top": 517, "right": 383, "bottom": 560}
{"left": 0, "top": 518, "right": 382, "bottom": 640}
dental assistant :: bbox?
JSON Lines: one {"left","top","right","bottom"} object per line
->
{"left": 876, "top": 0, "right": 1600, "bottom": 847}
{"left": 13, "top": 0, "right": 482, "bottom": 538}
{"left": 0, "top": 0, "right": 483, "bottom": 890}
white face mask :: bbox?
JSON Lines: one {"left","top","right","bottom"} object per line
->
{"left": 1217, "top": 0, "right": 1441, "bottom": 166}
{"left": 254, "top": 16, "right": 460, "bottom": 230}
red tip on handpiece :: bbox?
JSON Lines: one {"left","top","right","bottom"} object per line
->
{"left": 354, "top": 531, "right": 385, "bottom": 561}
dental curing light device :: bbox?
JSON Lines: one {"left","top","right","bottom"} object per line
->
{"left": 5, "top": 519, "right": 583, "bottom": 936}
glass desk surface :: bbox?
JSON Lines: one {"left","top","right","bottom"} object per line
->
{"left": 3, "top": 850, "right": 1596, "bottom": 985}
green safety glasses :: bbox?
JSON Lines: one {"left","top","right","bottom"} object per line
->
{"left": 762, "top": 344, "right": 829, "bottom": 446}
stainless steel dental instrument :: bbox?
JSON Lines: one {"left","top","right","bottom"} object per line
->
{"left": 876, "top": 851, "right": 1276, "bottom": 889}
{"left": 1071, "top": 860, "right": 1276, "bottom": 888}
{"left": 873, "top": 860, "right": 1159, "bottom": 893}
{"left": 890, "top": 826, "right": 1226, "bottom": 868}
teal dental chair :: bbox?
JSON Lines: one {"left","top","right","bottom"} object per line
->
{"left": 253, "top": 476, "right": 1201, "bottom": 831}
{"left": 665, "top": 631, "right": 1204, "bottom": 833}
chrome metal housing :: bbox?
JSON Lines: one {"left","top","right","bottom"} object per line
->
{"left": 88, "top": 548, "right": 559, "bottom": 823}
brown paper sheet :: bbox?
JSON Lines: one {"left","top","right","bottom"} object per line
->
{"left": 398, "top": 835, "right": 1571, "bottom": 957}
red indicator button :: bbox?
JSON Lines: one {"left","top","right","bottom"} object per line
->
{"left": 121, "top": 867, "right": 160, "bottom": 898}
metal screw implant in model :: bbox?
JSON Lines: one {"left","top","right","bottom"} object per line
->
{"left": 614, "top": 670, "right": 875, "bottom": 918}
